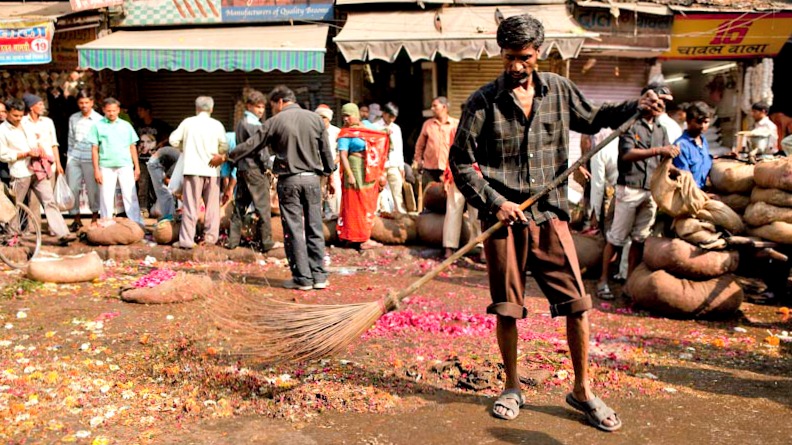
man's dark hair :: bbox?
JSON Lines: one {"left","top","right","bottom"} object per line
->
{"left": 496, "top": 14, "right": 545, "bottom": 50}
{"left": 137, "top": 100, "right": 152, "bottom": 111}
{"left": 269, "top": 85, "right": 296, "bottom": 104}
{"left": 5, "top": 98, "right": 25, "bottom": 113}
{"left": 665, "top": 101, "right": 681, "bottom": 114}
{"left": 752, "top": 101, "right": 770, "bottom": 114}
{"left": 75, "top": 90, "right": 94, "bottom": 100}
{"left": 103, "top": 98, "right": 121, "bottom": 108}
{"left": 383, "top": 102, "right": 399, "bottom": 117}
{"left": 685, "top": 101, "right": 713, "bottom": 122}
{"left": 641, "top": 82, "right": 671, "bottom": 97}
{"left": 246, "top": 90, "right": 266, "bottom": 106}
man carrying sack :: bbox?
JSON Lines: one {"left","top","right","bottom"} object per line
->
{"left": 449, "top": 14, "right": 668, "bottom": 432}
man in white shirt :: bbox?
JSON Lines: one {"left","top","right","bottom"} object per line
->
{"left": 379, "top": 103, "right": 406, "bottom": 213}
{"left": 169, "top": 96, "right": 228, "bottom": 249}
{"left": 751, "top": 102, "right": 779, "bottom": 153}
{"left": 23, "top": 94, "right": 63, "bottom": 230}
{"left": 315, "top": 105, "right": 341, "bottom": 217}
{"left": 656, "top": 107, "right": 682, "bottom": 149}
{"left": 66, "top": 91, "right": 103, "bottom": 229}
{"left": 0, "top": 99, "right": 75, "bottom": 245}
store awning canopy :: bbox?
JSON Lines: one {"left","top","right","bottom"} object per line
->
{"left": 334, "top": 5, "right": 597, "bottom": 62}
{"left": 77, "top": 24, "right": 328, "bottom": 72}
{"left": 0, "top": 2, "right": 75, "bottom": 21}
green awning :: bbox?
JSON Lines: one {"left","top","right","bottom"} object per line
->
{"left": 77, "top": 24, "right": 328, "bottom": 72}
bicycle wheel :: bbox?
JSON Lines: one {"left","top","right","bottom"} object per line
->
{"left": 0, "top": 203, "right": 42, "bottom": 269}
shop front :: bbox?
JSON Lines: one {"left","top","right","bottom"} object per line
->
{"left": 74, "top": 0, "right": 337, "bottom": 131}
{"left": 334, "top": 2, "right": 595, "bottom": 159}
{"left": 659, "top": 10, "right": 792, "bottom": 150}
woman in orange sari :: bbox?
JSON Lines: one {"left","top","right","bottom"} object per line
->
{"left": 337, "top": 103, "right": 389, "bottom": 250}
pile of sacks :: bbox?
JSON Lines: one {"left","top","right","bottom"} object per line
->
{"left": 620, "top": 159, "right": 746, "bottom": 319}
{"left": 743, "top": 157, "right": 792, "bottom": 244}
{"left": 708, "top": 159, "right": 755, "bottom": 215}
{"left": 625, "top": 237, "right": 743, "bottom": 319}
{"left": 413, "top": 181, "right": 473, "bottom": 247}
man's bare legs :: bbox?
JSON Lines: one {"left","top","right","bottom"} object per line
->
{"left": 567, "top": 311, "right": 619, "bottom": 428}
{"left": 493, "top": 315, "right": 520, "bottom": 418}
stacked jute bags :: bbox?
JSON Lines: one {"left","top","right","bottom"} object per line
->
{"left": 622, "top": 159, "right": 744, "bottom": 319}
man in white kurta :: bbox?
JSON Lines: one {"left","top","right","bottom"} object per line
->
{"left": 169, "top": 96, "right": 228, "bottom": 249}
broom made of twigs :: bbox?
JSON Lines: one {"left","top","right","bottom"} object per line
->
{"left": 210, "top": 112, "right": 641, "bottom": 363}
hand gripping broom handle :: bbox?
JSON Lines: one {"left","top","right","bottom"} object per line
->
{"left": 383, "top": 112, "right": 641, "bottom": 311}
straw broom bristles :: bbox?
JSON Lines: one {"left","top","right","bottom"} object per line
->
{"left": 206, "top": 282, "right": 399, "bottom": 363}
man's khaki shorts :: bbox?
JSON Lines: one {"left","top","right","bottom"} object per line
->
{"left": 483, "top": 218, "right": 592, "bottom": 319}
{"left": 606, "top": 185, "right": 657, "bottom": 247}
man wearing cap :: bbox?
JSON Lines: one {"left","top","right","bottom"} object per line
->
{"left": 227, "top": 90, "right": 277, "bottom": 252}
{"left": 0, "top": 98, "right": 75, "bottom": 245}
{"left": 597, "top": 83, "right": 679, "bottom": 300}
{"left": 315, "top": 104, "right": 341, "bottom": 217}
{"left": 379, "top": 103, "right": 405, "bottom": 213}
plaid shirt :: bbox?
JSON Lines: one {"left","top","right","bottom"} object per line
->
{"left": 449, "top": 71, "right": 637, "bottom": 224}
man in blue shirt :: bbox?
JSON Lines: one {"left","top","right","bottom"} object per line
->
{"left": 672, "top": 101, "right": 713, "bottom": 189}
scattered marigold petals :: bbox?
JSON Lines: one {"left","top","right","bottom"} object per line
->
{"left": 765, "top": 336, "right": 781, "bottom": 346}
{"left": 139, "top": 333, "right": 150, "bottom": 345}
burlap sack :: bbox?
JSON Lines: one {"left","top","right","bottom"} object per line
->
{"left": 120, "top": 272, "right": 212, "bottom": 304}
{"left": 0, "top": 190, "right": 16, "bottom": 223}
{"left": 86, "top": 218, "right": 145, "bottom": 246}
{"left": 753, "top": 157, "right": 792, "bottom": 191}
{"left": 744, "top": 201, "right": 792, "bottom": 227}
{"left": 271, "top": 215, "right": 284, "bottom": 242}
{"left": 27, "top": 252, "right": 104, "bottom": 283}
{"left": 711, "top": 193, "right": 751, "bottom": 214}
{"left": 323, "top": 218, "right": 339, "bottom": 245}
{"left": 750, "top": 187, "right": 792, "bottom": 207}
{"left": 423, "top": 182, "right": 447, "bottom": 214}
{"left": 747, "top": 221, "right": 792, "bottom": 244}
{"left": 572, "top": 233, "right": 604, "bottom": 271}
{"left": 219, "top": 199, "right": 234, "bottom": 231}
{"left": 694, "top": 200, "right": 744, "bottom": 234}
{"left": 372, "top": 215, "right": 418, "bottom": 245}
{"left": 643, "top": 237, "right": 739, "bottom": 279}
{"left": 416, "top": 213, "right": 471, "bottom": 246}
{"left": 651, "top": 159, "right": 743, "bottom": 233}
{"left": 673, "top": 217, "right": 722, "bottom": 246}
{"left": 153, "top": 219, "right": 180, "bottom": 245}
{"left": 625, "top": 264, "right": 743, "bottom": 319}
{"left": 709, "top": 159, "right": 755, "bottom": 194}
{"left": 651, "top": 158, "right": 709, "bottom": 217}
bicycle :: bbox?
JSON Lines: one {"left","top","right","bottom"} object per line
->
{"left": 0, "top": 184, "right": 42, "bottom": 269}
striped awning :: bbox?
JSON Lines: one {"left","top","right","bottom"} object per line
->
{"left": 77, "top": 24, "right": 328, "bottom": 72}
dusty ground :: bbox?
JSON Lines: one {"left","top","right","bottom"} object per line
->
{"left": 0, "top": 244, "right": 790, "bottom": 445}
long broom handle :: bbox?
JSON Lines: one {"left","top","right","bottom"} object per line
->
{"left": 384, "top": 112, "right": 641, "bottom": 311}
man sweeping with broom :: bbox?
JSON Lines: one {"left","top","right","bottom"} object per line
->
{"left": 448, "top": 14, "right": 670, "bottom": 432}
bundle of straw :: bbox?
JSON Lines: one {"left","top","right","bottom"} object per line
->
{"left": 208, "top": 113, "right": 641, "bottom": 364}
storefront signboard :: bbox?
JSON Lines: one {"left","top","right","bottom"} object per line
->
{"left": 118, "top": 0, "right": 332, "bottom": 26}
{"left": 0, "top": 20, "right": 55, "bottom": 66}
{"left": 69, "top": 0, "right": 123, "bottom": 12}
{"left": 664, "top": 12, "right": 792, "bottom": 59}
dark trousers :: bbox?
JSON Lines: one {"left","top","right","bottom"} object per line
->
{"left": 228, "top": 168, "right": 274, "bottom": 251}
{"left": 137, "top": 160, "right": 153, "bottom": 211}
{"left": 277, "top": 174, "right": 327, "bottom": 286}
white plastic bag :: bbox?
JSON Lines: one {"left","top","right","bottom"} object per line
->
{"left": 54, "top": 174, "right": 75, "bottom": 212}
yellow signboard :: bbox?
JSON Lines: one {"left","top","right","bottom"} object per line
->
{"left": 664, "top": 12, "right": 792, "bottom": 59}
